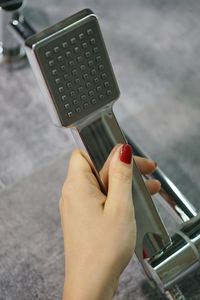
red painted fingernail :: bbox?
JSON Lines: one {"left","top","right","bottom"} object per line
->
{"left": 143, "top": 249, "right": 149, "bottom": 259}
{"left": 119, "top": 144, "right": 133, "bottom": 164}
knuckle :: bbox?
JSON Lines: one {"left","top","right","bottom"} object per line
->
{"left": 113, "top": 167, "right": 132, "bottom": 184}
{"left": 61, "top": 179, "right": 74, "bottom": 202}
{"left": 110, "top": 197, "right": 135, "bottom": 225}
{"left": 110, "top": 198, "right": 133, "bottom": 219}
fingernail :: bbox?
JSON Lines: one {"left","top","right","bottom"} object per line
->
{"left": 156, "top": 180, "right": 162, "bottom": 190}
{"left": 119, "top": 144, "right": 133, "bottom": 164}
{"left": 143, "top": 249, "right": 149, "bottom": 259}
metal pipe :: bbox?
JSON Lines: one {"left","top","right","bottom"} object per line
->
{"left": 0, "top": 0, "right": 26, "bottom": 63}
{"left": 147, "top": 215, "right": 200, "bottom": 290}
{"left": 124, "top": 133, "right": 197, "bottom": 221}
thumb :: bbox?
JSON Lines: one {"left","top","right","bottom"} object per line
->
{"left": 105, "top": 144, "right": 133, "bottom": 210}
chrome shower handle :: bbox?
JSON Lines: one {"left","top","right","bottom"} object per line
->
{"left": 71, "top": 103, "right": 171, "bottom": 262}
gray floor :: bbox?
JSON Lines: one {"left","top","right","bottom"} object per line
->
{"left": 0, "top": 0, "right": 200, "bottom": 299}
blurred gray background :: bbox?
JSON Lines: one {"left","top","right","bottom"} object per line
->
{"left": 0, "top": 0, "right": 200, "bottom": 299}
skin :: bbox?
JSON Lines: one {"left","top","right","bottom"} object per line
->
{"left": 60, "top": 144, "right": 161, "bottom": 300}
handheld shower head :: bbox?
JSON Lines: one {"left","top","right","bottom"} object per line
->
{"left": 25, "top": 9, "right": 119, "bottom": 128}
{"left": 25, "top": 8, "right": 171, "bottom": 270}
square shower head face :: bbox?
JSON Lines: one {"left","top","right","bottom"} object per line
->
{"left": 26, "top": 9, "right": 120, "bottom": 127}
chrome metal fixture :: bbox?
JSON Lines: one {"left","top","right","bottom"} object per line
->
{"left": 0, "top": 0, "right": 26, "bottom": 63}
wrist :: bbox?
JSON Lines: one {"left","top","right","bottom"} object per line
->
{"left": 63, "top": 273, "right": 119, "bottom": 300}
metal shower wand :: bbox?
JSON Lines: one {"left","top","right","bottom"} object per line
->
{"left": 24, "top": 8, "right": 171, "bottom": 264}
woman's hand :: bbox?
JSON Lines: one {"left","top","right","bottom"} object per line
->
{"left": 60, "top": 144, "right": 160, "bottom": 300}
